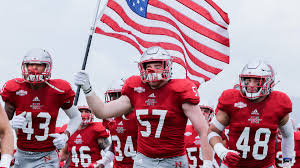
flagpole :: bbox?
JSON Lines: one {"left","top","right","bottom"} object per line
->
{"left": 74, "top": 0, "right": 102, "bottom": 106}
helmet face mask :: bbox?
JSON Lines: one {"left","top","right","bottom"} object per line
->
{"left": 78, "top": 106, "right": 94, "bottom": 126}
{"left": 239, "top": 60, "right": 275, "bottom": 100}
{"left": 138, "top": 46, "right": 172, "bottom": 83}
{"left": 21, "top": 48, "right": 52, "bottom": 83}
{"left": 200, "top": 105, "right": 214, "bottom": 122}
{"left": 105, "top": 89, "right": 121, "bottom": 103}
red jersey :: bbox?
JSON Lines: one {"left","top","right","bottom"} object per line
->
{"left": 1, "top": 78, "right": 75, "bottom": 152}
{"left": 103, "top": 112, "right": 138, "bottom": 168}
{"left": 122, "top": 76, "right": 200, "bottom": 158}
{"left": 67, "top": 122, "right": 109, "bottom": 168}
{"left": 185, "top": 125, "right": 203, "bottom": 167}
{"left": 217, "top": 89, "right": 292, "bottom": 168}
{"left": 275, "top": 131, "right": 300, "bottom": 168}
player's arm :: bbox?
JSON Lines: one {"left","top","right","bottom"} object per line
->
{"left": 49, "top": 106, "right": 81, "bottom": 150}
{"left": 59, "top": 144, "right": 69, "bottom": 161}
{"left": 278, "top": 114, "right": 295, "bottom": 167}
{"left": 0, "top": 104, "right": 14, "bottom": 167}
{"left": 208, "top": 109, "right": 240, "bottom": 165}
{"left": 74, "top": 70, "right": 132, "bottom": 119}
{"left": 63, "top": 106, "right": 81, "bottom": 137}
{"left": 90, "top": 140, "right": 115, "bottom": 168}
{"left": 183, "top": 102, "right": 213, "bottom": 166}
{"left": 86, "top": 93, "right": 132, "bottom": 119}
{"left": 4, "top": 102, "right": 15, "bottom": 120}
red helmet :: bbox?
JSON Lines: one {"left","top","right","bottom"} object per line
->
{"left": 138, "top": 46, "right": 172, "bottom": 83}
{"left": 105, "top": 79, "right": 124, "bottom": 103}
{"left": 78, "top": 106, "right": 94, "bottom": 125}
{"left": 21, "top": 48, "right": 52, "bottom": 83}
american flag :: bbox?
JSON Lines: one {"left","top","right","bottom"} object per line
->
{"left": 95, "top": 0, "right": 230, "bottom": 86}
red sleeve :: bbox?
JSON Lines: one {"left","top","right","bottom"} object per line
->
{"left": 0, "top": 79, "right": 20, "bottom": 104}
{"left": 277, "top": 91, "right": 292, "bottom": 115}
{"left": 55, "top": 80, "right": 75, "bottom": 109}
{"left": 217, "top": 89, "right": 237, "bottom": 116}
{"left": 94, "top": 122, "right": 109, "bottom": 138}
{"left": 121, "top": 76, "right": 139, "bottom": 102}
{"left": 177, "top": 79, "right": 200, "bottom": 105}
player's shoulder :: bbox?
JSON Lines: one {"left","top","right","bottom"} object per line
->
{"left": 168, "top": 79, "right": 196, "bottom": 92}
{"left": 90, "top": 122, "right": 107, "bottom": 131}
{"left": 47, "top": 79, "right": 73, "bottom": 92}
{"left": 269, "top": 91, "right": 291, "bottom": 102}
{"left": 219, "top": 89, "right": 241, "bottom": 102}
{"left": 124, "top": 75, "right": 142, "bottom": 86}
{"left": 2, "top": 78, "right": 26, "bottom": 92}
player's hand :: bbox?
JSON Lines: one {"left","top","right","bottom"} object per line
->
{"left": 11, "top": 112, "right": 26, "bottom": 129}
{"left": 202, "top": 160, "right": 213, "bottom": 168}
{"left": 49, "top": 133, "right": 68, "bottom": 149}
{"left": 282, "top": 158, "right": 293, "bottom": 168}
{"left": 87, "top": 162, "right": 104, "bottom": 168}
{"left": 220, "top": 150, "right": 241, "bottom": 166}
{"left": 74, "top": 70, "right": 92, "bottom": 95}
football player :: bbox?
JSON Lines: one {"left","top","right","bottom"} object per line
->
{"left": 0, "top": 104, "right": 14, "bottom": 168}
{"left": 1, "top": 48, "right": 82, "bottom": 168}
{"left": 92, "top": 79, "right": 138, "bottom": 168}
{"left": 208, "top": 60, "right": 295, "bottom": 168}
{"left": 59, "top": 106, "right": 110, "bottom": 168}
{"left": 185, "top": 101, "right": 219, "bottom": 168}
{"left": 74, "top": 46, "right": 213, "bottom": 168}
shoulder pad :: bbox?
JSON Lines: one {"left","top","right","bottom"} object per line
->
{"left": 1, "top": 78, "right": 25, "bottom": 93}
{"left": 47, "top": 79, "right": 73, "bottom": 93}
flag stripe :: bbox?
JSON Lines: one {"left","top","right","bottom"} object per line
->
{"left": 103, "top": 1, "right": 228, "bottom": 71}
{"left": 96, "top": 0, "right": 230, "bottom": 84}
{"left": 97, "top": 20, "right": 219, "bottom": 79}
{"left": 175, "top": 0, "right": 227, "bottom": 29}
{"left": 149, "top": 0, "right": 229, "bottom": 45}
{"left": 100, "top": 13, "right": 224, "bottom": 75}
{"left": 204, "top": 0, "right": 230, "bottom": 25}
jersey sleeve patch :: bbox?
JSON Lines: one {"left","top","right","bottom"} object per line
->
{"left": 175, "top": 79, "right": 200, "bottom": 105}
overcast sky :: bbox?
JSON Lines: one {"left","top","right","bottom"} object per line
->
{"left": 0, "top": 0, "right": 299, "bottom": 126}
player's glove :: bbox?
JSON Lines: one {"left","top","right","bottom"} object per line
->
{"left": 0, "top": 154, "right": 13, "bottom": 168}
{"left": 11, "top": 112, "right": 26, "bottom": 129}
{"left": 74, "top": 70, "right": 93, "bottom": 96}
{"left": 282, "top": 158, "right": 293, "bottom": 168}
{"left": 213, "top": 143, "right": 241, "bottom": 166}
{"left": 202, "top": 160, "right": 213, "bottom": 168}
{"left": 49, "top": 133, "right": 68, "bottom": 149}
{"left": 87, "top": 161, "right": 104, "bottom": 168}
{"left": 220, "top": 150, "right": 241, "bottom": 166}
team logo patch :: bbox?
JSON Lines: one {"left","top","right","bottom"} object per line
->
{"left": 16, "top": 90, "right": 27, "bottom": 96}
{"left": 193, "top": 136, "right": 201, "bottom": 145}
{"left": 74, "top": 134, "right": 83, "bottom": 144}
{"left": 30, "top": 103, "right": 43, "bottom": 110}
{"left": 33, "top": 96, "right": 40, "bottom": 102}
{"left": 116, "top": 126, "right": 126, "bottom": 134}
{"left": 248, "top": 116, "right": 262, "bottom": 124}
{"left": 134, "top": 87, "right": 145, "bottom": 93}
{"left": 251, "top": 109, "right": 259, "bottom": 115}
{"left": 234, "top": 102, "right": 247, "bottom": 108}
{"left": 184, "top": 132, "right": 192, "bottom": 136}
{"left": 145, "top": 99, "right": 157, "bottom": 106}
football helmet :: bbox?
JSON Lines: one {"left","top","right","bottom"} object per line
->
{"left": 105, "top": 79, "right": 124, "bottom": 103}
{"left": 21, "top": 48, "right": 52, "bottom": 83}
{"left": 239, "top": 60, "right": 275, "bottom": 100}
{"left": 138, "top": 46, "right": 172, "bottom": 82}
{"left": 78, "top": 106, "right": 94, "bottom": 125}
{"left": 199, "top": 100, "right": 214, "bottom": 122}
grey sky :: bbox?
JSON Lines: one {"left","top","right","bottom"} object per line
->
{"left": 0, "top": 0, "right": 300, "bottom": 125}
